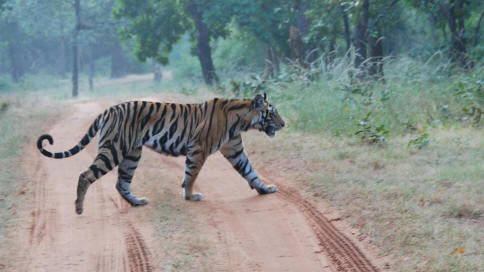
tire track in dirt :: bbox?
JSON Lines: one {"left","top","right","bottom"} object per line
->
{"left": 18, "top": 101, "right": 155, "bottom": 272}
{"left": 29, "top": 157, "right": 48, "bottom": 246}
{"left": 277, "top": 188, "right": 379, "bottom": 272}
{"left": 143, "top": 94, "right": 385, "bottom": 272}
{"left": 125, "top": 222, "right": 152, "bottom": 272}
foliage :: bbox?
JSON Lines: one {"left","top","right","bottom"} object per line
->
{"left": 212, "top": 23, "right": 265, "bottom": 75}
{"left": 407, "top": 133, "right": 430, "bottom": 149}
{"left": 355, "top": 112, "right": 389, "bottom": 145}
{"left": 453, "top": 78, "right": 484, "bottom": 109}
{"left": 228, "top": 74, "right": 267, "bottom": 97}
{"left": 231, "top": 0, "right": 294, "bottom": 56}
{"left": 114, "top": 0, "right": 235, "bottom": 63}
{"left": 167, "top": 35, "right": 202, "bottom": 81}
{"left": 114, "top": 0, "right": 188, "bottom": 64}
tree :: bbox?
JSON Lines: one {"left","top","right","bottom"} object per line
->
{"left": 0, "top": 0, "right": 7, "bottom": 11}
{"left": 353, "top": 0, "right": 369, "bottom": 70}
{"left": 152, "top": 59, "right": 161, "bottom": 83}
{"left": 410, "top": 0, "right": 484, "bottom": 67}
{"left": 115, "top": 0, "right": 234, "bottom": 85}
{"left": 0, "top": 0, "right": 146, "bottom": 92}
{"left": 290, "top": 1, "right": 311, "bottom": 68}
{"left": 231, "top": 1, "right": 293, "bottom": 76}
{"left": 306, "top": 0, "right": 358, "bottom": 69}
{"left": 434, "top": 0, "right": 470, "bottom": 66}
{"left": 72, "top": 0, "right": 80, "bottom": 97}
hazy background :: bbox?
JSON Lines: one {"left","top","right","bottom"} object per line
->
{"left": 0, "top": 1, "right": 483, "bottom": 271}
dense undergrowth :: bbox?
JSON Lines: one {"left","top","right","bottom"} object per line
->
{"left": 217, "top": 54, "right": 484, "bottom": 144}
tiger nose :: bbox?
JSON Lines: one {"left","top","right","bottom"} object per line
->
{"left": 281, "top": 122, "right": 285, "bottom": 127}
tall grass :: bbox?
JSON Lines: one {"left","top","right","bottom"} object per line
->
{"left": 220, "top": 53, "right": 483, "bottom": 139}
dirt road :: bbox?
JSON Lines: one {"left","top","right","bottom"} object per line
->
{"left": 18, "top": 99, "right": 386, "bottom": 271}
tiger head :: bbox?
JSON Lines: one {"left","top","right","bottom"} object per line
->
{"left": 251, "top": 93, "right": 285, "bottom": 137}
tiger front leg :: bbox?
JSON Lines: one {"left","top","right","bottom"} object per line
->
{"left": 220, "top": 136, "right": 277, "bottom": 194}
{"left": 116, "top": 147, "right": 148, "bottom": 207}
{"left": 182, "top": 147, "right": 207, "bottom": 201}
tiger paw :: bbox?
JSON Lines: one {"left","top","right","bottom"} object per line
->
{"left": 256, "top": 184, "right": 278, "bottom": 195}
{"left": 75, "top": 199, "right": 83, "bottom": 215}
{"left": 131, "top": 197, "right": 148, "bottom": 207}
{"left": 185, "top": 192, "right": 203, "bottom": 201}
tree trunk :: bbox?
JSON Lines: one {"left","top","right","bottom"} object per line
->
{"left": 0, "top": 52, "right": 7, "bottom": 73}
{"left": 72, "top": 0, "right": 80, "bottom": 97}
{"left": 88, "top": 45, "right": 95, "bottom": 91}
{"left": 59, "top": 37, "right": 68, "bottom": 79}
{"left": 264, "top": 43, "right": 280, "bottom": 77}
{"left": 264, "top": 44, "right": 275, "bottom": 77}
{"left": 353, "top": 0, "right": 369, "bottom": 70}
{"left": 59, "top": 20, "right": 68, "bottom": 79}
{"left": 438, "top": 2, "right": 469, "bottom": 67}
{"left": 8, "top": 42, "right": 21, "bottom": 83}
{"left": 110, "top": 38, "right": 126, "bottom": 78}
{"left": 341, "top": 6, "right": 351, "bottom": 52}
{"left": 368, "top": 31, "right": 384, "bottom": 77}
{"left": 72, "top": 40, "right": 78, "bottom": 97}
{"left": 327, "top": 37, "right": 336, "bottom": 69}
{"left": 152, "top": 59, "right": 162, "bottom": 83}
{"left": 296, "top": 2, "right": 310, "bottom": 36}
{"left": 7, "top": 22, "right": 23, "bottom": 83}
{"left": 474, "top": 9, "right": 484, "bottom": 47}
{"left": 188, "top": 4, "right": 218, "bottom": 85}
{"left": 289, "top": 26, "right": 307, "bottom": 68}
{"left": 290, "top": 2, "right": 310, "bottom": 68}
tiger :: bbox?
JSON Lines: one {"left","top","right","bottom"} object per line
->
{"left": 36, "top": 93, "right": 285, "bottom": 214}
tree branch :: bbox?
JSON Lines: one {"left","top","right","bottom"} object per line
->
{"left": 474, "top": 9, "right": 484, "bottom": 46}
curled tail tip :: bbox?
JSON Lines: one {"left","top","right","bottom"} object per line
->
{"left": 37, "top": 134, "right": 55, "bottom": 158}
{"left": 37, "top": 134, "right": 54, "bottom": 149}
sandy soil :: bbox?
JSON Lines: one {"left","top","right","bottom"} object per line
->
{"left": 15, "top": 98, "right": 388, "bottom": 271}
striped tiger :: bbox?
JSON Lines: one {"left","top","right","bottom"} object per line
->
{"left": 37, "top": 94, "right": 285, "bottom": 214}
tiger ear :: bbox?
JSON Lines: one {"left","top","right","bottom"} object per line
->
{"left": 252, "top": 94, "right": 264, "bottom": 110}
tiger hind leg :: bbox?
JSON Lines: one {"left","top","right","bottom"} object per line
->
{"left": 115, "top": 147, "right": 148, "bottom": 206}
{"left": 75, "top": 148, "right": 119, "bottom": 214}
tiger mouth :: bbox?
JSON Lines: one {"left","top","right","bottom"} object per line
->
{"left": 264, "top": 125, "right": 280, "bottom": 137}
